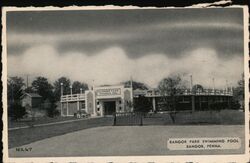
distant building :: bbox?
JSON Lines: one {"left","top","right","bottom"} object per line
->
{"left": 21, "top": 93, "right": 45, "bottom": 117}
{"left": 21, "top": 93, "right": 42, "bottom": 108}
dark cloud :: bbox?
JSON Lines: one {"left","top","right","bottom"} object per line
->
{"left": 7, "top": 8, "right": 244, "bottom": 59}
{"left": 7, "top": 8, "right": 243, "bottom": 33}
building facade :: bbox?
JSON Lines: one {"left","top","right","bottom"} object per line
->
{"left": 61, "top": 85, "right": 133, "bottom": 116}
{"left": 61, "top": 85, "right": 234, "bottom": 117}
{"left": 21, "top": 93, "right": 42, "bottom": 108}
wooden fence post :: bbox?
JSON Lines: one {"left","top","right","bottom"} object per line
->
{"left": 140, "top": 112, "right": 143, "bottom": 126}
{"left": 113, "top": 113, "right": 116, "bottom": 126}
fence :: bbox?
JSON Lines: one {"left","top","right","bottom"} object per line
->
{"left": 113, "top": 112, "right": 144, "bottom": 126}
{"left": 113, "top": 112, "right": 169, "bottom": 126}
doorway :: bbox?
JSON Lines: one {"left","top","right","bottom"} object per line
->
{"left": 103, "top": 101, "right": 116, "bottom": 115}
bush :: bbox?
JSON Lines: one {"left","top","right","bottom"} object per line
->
{"left": 9, "top": 102, "right": 27, "bottom": 121}
{"left": 46, "top": 102, "right": 59, "bottom": 117}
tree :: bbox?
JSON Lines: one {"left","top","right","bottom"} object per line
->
{"left": 7, "top": 76, "right": 25, "bottom": 119}
{"left": 192, "top": 84, "right": 204, "bottom": 93}
{"left": 7, "top": 76, "right": 25, "bottom": 103}
{"left": 45, "top": 96, "right": 59, "bottom": 117}
{"left": 123, "top": 80, "right": 148, "bottom": 90}
{"left": 24, "top": 86, "right": 35, "bottom": 93}
{"left": 11, "top": 103, "right": 27, "bottom": 121}
{"left": 32, "top": 76, "right": 54, "bottom": 101}
{"left": 32, "top": 76, "right": 60, "bottom": 117}
{"left": 233, "top": 73, "right": 244, "bottom": 110}
{"left": 72, "top": 81, "right": 88, "bottom": 94}
{"left": 53, "top": 77, "right": 71, "bottom": 101}
{"left": 157, "top": 74, "right": 187, "bottom": 123}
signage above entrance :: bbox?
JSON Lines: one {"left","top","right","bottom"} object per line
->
{"left": 96, "top": 88, "right": 121, "bottom": 97}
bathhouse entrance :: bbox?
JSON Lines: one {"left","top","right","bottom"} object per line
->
{"left": 104, "top": 101, "right": 116, "bottom": 115}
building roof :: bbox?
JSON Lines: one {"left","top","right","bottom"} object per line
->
{"left": 23, "top": 93, "right": 42, "bottom": 98}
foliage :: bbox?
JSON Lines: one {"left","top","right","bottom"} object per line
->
{"left": 10, "top": 102, "right": 27, "bottom": 121}
{"left": 123, "top": 80, "right": 148, "bottom": 90}
{"left": 53, "top": 77, "right": 71, "bottom": 101}
{"left": 32, "top": 76, "right": 54, "bottom": 101}
{"left": 157, "top": 75, "right": 187, "bottom": 123}
{"left": 72, "top": 81, "right": 88, "bottom": 94}
{"left": 7, "top": 76, "right": 25, "bottom": 103}
{"left": 158, "top": 75, "right": 187, "bottom": 111}
{"left": 192, "top": 84, "right": 204, "bottom": 93}
{"left": 134, "top": 96, "right": 152, "bottom": 113}
{"left": 46, "top": 101, "right": 59, "bottom": 117}
{"left": 32, "top": 76, "right": 60, "bottom": 117}
{"left": 24, "top": 86, "right": 35, "bottom": 93}
{"left": 232, "top": 73, "right": 244, "bottom": 110}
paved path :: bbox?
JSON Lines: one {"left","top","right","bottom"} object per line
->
{"left": 9, "top": 125, "right": 245, "bottom": 157}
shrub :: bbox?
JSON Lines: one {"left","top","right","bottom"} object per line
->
{"left": 10, "top": 102, "right": 27, "bottom": 121}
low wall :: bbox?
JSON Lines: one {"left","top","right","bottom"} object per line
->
{"left": 175, "top": 110, "right": 244, "bottom": 125}
{"left": 142, "top": 110, "right": 244, "bottom": 125}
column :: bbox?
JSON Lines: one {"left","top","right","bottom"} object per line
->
{"left": 191, "top": 95, "right": 195, "bottom": 112}
{"left": 92, "top": 92, "right": 97, "bottom": 116}
{"left": 67, "top": 101, "right": 69, "bottom": 116}
{"left": 100, "top": 101, "right": 103, "bottom": 116}
{"left": 152, "top": 97, "right": 156, "bottom": 112}
{"left": 77, "top": 101, "right": 80, "bottom": 111}
{"left": 228, "top": 96, "right": 231, "bottom": 109}
{"left": 199, "top": 96, "right": 202, "bottom": 111}
{"left": 60, "top": 83, "right": 63, "bottom": 116}
{"left": 61, "top": 102, "right": 63, "bottom": 116}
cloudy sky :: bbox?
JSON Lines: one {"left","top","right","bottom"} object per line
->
{"left": 6, "top": 8, "right": 244, "bottom": 88}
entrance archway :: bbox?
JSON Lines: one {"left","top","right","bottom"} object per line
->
{"left": 103, "top": 101, "right": 116, "bottom": 115}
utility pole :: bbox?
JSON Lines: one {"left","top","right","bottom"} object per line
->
{"left": 130, "top": 76, "right": 133, "bottom": 89}
{"left": 190, "top": 75, "right": 195, "bottom": 112}
{"left": 190, "top": 75, "right": 193, "bottom": 91}
{"left": 70, "top": 85, "right": 72, "bottom": 95}
{"left": 60, "top": 83, "right": 63, "bottom": 116}
{"left": 212, "top": 78, "right": 215, "bottom": 94}
{"left": 26, "top": 74, "right": 29, "bottom": 89}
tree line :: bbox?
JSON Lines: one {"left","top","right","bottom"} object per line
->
{"left": 7, "top": 74, "right": 244, "bottom": 120}
{"left": 8, "top": 76, "right": 89, "bottom": 120}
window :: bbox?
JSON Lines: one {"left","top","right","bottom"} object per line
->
{"left": 81, "top": 101, "right": 85, "bottom": 109}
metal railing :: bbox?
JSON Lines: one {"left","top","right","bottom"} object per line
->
{"left": 61, "top": 89, "right": 233, "bottom": 102}
{"left": 145, "top": 89, "right": 233, "bottom": 97}
{"left": 61, "top": 94, "right": 85, "bottom": 102}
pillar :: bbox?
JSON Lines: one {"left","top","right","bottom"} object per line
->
{"left": 100, "top": 101, "right": 103, "bottom": 116}
{"left": 228, "top": 96, "right": 231, "bottom": 109}
{"left": 77, "top": 101, "right": 80, "bottom": 111}
{"left": 199, "top": 96, "right": 202, "bottom": 111}
{"left": 152, "top": 97, "right": 156, "bottom": 112}
{"left": 67, "top": 101, "right": 69, "bottom": 116}
{"left": 61, "top": 102, "right": 63, "bottom": 116}
{"left": 191, "top": 95, "right": 195, "bottom": 112}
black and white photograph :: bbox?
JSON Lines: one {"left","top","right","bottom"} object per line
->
{"left": 2, "top": 6, "right": 249, "bottom": 162}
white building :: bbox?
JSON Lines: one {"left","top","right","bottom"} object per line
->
{"left": 60, "top": 85, "right": 133, "bottom": 117}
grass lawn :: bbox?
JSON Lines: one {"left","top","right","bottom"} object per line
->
{"left": 8, "top": 117, "right": 114, "bottom": 148}
{"left": 9, "top": 125, "right": 245, "bottom": 157}
{"left": 8, "top": 116, "right": 77, "bottom": 128}
{"left": 8, "top": 109, "right": 245, "bottom": 149}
